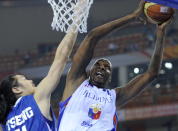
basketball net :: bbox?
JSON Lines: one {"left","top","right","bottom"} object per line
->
{"left": 48, "top": 0, "right": 93, "bottom": 33}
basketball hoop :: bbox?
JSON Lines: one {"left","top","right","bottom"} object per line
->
{"left": 48, "top": 0, "right": 93, "bottom": 33}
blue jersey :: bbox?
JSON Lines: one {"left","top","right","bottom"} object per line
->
{"left": 147, "top": 0, "right": 178, "bottom": 9}
{"left": 2, "top": 95, "right": 56, "bottom": 131}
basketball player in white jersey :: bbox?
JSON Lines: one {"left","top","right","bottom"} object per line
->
{"left": 58, "top": 0, "right": 172, "bottom": 131}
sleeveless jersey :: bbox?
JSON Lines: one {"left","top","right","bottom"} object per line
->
{"left": 2, "top": 95, "right": 56, "bottom": 131}
{"left": 58, "top": 80, "right": 118, "bottom": 131}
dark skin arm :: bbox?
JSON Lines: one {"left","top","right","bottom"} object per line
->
{"left": 115, "top": 19, "right": 171, "bottom": 108}
{"left": 61, "top": 0, "right": 146, "bottom": 101}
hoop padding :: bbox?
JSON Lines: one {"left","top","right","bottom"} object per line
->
{"left": 48, "top": 0, "right": 93, "bottom": 33}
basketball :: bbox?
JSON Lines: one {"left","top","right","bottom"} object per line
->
{"left": 144, "top": 2, "right": 174, "bottom": 24}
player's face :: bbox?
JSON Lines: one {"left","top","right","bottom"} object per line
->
{"left": 14, "top": 75, "right": 35, "bottom": 96}
{"left": 89, "top": 59, "right": 112, "bottom": 88}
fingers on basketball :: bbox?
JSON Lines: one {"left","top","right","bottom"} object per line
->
{"left": 144, "top": 2, "right": 174, "bottom": 25}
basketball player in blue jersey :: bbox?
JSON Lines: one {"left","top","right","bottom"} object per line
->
{"left": 58, "top": 0, "right": 172, "bottom": 131}
{"left": 0, "top": 12, "right": 82, "bottom": 131}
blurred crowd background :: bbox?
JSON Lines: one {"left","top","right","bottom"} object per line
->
{"left": 0, "top": 0, "right": 178, "bottom": 130}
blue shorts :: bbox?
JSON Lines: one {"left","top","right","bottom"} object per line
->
{"left": 146, "top": 0, "right": 178, "bottom": 9}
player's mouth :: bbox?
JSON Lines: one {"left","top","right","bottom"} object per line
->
{"left": 95, "top": 71, "right": 105, "bottom": 79}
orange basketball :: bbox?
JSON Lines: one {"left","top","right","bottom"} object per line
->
{"left": 144, "top": 2, "right": 174, "bottom": 24}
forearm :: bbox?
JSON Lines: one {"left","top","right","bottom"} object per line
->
{"left": 36, "top": 31, "right": 78, "bottom": 97}
{"left": 54, "top": 31, "right": 78, "bottom": 61}
{"left": 69, "top": 0, "right": 145, "bottom": 78}
{"left": 148, "top": 27, "right": 166, "bottom": 75}
{"left": 72, "top": 13, "right": 138, "bottom": 72}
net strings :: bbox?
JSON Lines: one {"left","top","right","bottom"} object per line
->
{"left": 48, "top": 0, "right": 93, "bottom": 33}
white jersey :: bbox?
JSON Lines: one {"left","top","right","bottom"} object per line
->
{"left": 58, "top": 80, "right": 117, "bottom": 131}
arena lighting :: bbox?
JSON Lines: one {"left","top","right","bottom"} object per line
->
{"left": 164, "top": 62, "right": 173, "bottom": 69}
{"left": 155, "top": 83, "right": 160, "bottom": 88}
{"left": 134, "top": 67, "right": 140, "bottom": 74}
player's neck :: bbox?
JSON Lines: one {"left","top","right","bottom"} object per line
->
{"left": 89, "top": 79, "right": 105, "bottom": 89}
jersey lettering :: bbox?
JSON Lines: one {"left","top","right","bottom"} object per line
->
{"left": 6, "top": 107, "right": 34, "bottom": 130}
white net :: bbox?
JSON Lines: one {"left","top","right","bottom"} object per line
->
{"left": 48, "top": 0, "right": 93, "bottom": 33}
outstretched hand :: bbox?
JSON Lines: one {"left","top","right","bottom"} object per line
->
{"left": 70, "top": 0, "right": 87, "bottom": 31}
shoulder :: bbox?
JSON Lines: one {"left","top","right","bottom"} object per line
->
{"left": 113, "top": 86, "right": 122, "bottom": 95}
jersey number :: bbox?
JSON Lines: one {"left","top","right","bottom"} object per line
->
{"left": 15, "top": 125, "right": 27, "bottom": 131}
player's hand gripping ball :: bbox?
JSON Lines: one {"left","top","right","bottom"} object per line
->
{"left": 144, "top": 2, "right": 174, "bottom": 24}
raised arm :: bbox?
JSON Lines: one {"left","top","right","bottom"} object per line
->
{"left": 115, "top": 19, "right": 172, "bottom": 108}
{"left": 34, "top": 29, "right": 78, "bottom": 119}
{"left": 33, "top": 0, "right": 88, "bottom": 119}
{"left": 62, "top": 0, "right": 146, "bottom": 101}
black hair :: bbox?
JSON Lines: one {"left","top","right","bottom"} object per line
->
{"left": 0, "top": 74, "right": 18, "bottom": 124}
